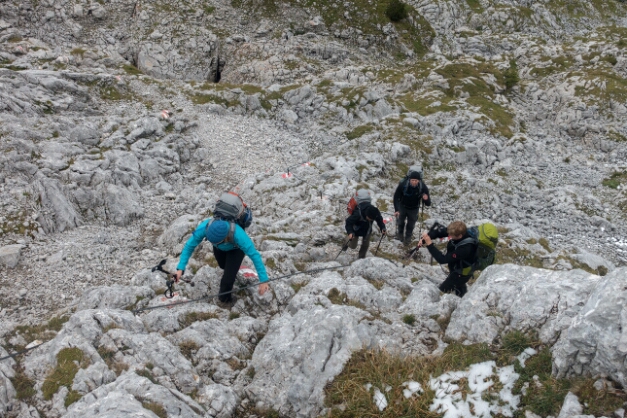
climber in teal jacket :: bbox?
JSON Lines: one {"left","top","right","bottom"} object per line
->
{"left": 175, "top": 218, "right": 269, "bottom": 308}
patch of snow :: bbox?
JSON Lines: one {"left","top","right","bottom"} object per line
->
{"left": 402, "top": 381, "right": 423, "bottom": 398}
{"left": 373, "top": 388, "right": 387, "bottom": 411}
{"left": 429, "top": 361, "right": 520, "bottom": 418}
{"left": 517, "top": 348, "right": 537, "bottom": 368}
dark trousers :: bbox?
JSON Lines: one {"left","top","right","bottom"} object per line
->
{"left": 397, "top": 206, "right": 419, "bottom": 240}
{"left": 439, "top": 273, "right": 471, "bottom": 297}
{"left": 349, "top": 233, "right": 371, "bottom": 259}
{"left": 213, "top": 246, "right": 245, "bottom": 302}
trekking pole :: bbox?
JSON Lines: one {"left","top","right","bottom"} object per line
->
{"left": 152, "top": 259, "right": 195, "bottom": 298}
{"left": 403, "top": 201, "right": 425, "bottom": 261}
{"left": 374, "top": 229, "right": 385, "bottom": 256}
{"left": 334, "top": 239, "right": 350, "bottom": 260}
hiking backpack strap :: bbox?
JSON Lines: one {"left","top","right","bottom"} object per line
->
{"left": 402, "top": 178, "right": 423, "bottom": 197}
{"left": 450, "top": 237, "right": 478, "bottom": 276}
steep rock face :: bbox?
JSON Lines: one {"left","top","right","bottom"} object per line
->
{"left": 552, "top": 267, "right": 627, "bottom": 387}
{"left": 445, "top": 264, "right": 601, "bottom": 345}
{"left": 246, "top": 304, "right": 374, "bottom": 418}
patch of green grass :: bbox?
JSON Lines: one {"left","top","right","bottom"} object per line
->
{"left": 229, "top": 312, "right": 240, "bottom": 320}
{"left": 99, "top": 86, "right": 130, "bottom": 101}
{"left": 122, "top": 64, "right": 142, "bottom": 76}
{"left": 465, "top": 0, "right": 483, "bottom": 12}
{"left": 602, "top": 171, "right": 627, "bottom": 189}
{"left": 233, "top": 0, "right": 434, "bottom": 56}
{"left": 10, "top": 365, "right": 36, "bottom": 400}
{"left": 538, "top": 238, "right": 552, "bottom": 252}
{"left": 326, "top": 342, "right": 494, "bottom": 417}
{"left": 265, "top": 257, "right": 277, "bottom": 269}
{"left": 496, "top": 241, "right": 544, "bottom": 268}
{"left": 572, "top": 379, "right": 626, "bottom": 416}
{"left": 504, "top": 59, "right": 519, "bottom": 90}
{"left": 42, "top": 348, "right": 89, "bottom": 400}
{"left": 7, "top": 35, "right": 22, "bottom": 43}
{"left": 399, "top": 94, "right": 457, "bottom": 116}
{"left": 65, "top": 390, "right": 82, "bottom": 407}
{"left": 513, "top": 347, "right": 570, "bottom": 416}
{"left": 290, "top": 282, "right": 305, "bottom": 293}
{"left": 467, "top": 96, "right": 514, "bottom": 138}
{"left": 180, "top": 311, "right": 219, "bottom": 328}
{"left": 402, "top": 314, "right": 416, "bottom": 325}
{"left": 558, "top": 254, "right": 609, "bottom": 276}
{"left": 497, "top": 330, "right": 534, "bottom": 366}
{"left": 574, "top": 69, "right": 627, "bottom": 110}
{"left": 142, "top": 401, "right": 168, "bottom": 418}
{"left": 71, "top": 48, "right": 87, "bottom": 58}
{"left": 607, "top": 130, "right": 627, "bottom": 142}
{"left": 346, "top": 125, "right": 374, "bottom": 140}
{"left": 190, "top": 92, "right": 230, "bottom": 106}
{"left": 6, "top": 317, "right": 69, "bottom": 352}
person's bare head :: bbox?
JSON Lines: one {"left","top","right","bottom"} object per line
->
{"left": 447, "top": 221, "right": 467, "bottom": 239}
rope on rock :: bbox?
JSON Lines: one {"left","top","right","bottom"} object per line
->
{"left": 132, "top": 264, "right": 348, "bottom": 314}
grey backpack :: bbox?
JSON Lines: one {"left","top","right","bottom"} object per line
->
{"left": 214, "top": 192, "right": 253, "bottom": 229}
{"left": 347, "top": 189, "right": 372, "bottom": 215}
{"left": 406, "top": 165, "right": 423, "bottom": 180}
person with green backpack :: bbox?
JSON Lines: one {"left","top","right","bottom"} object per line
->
{"left": 420, "top": 220, "right": 498, "bottom": 297}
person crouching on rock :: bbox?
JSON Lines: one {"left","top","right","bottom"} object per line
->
{"left": 174, "top": 219, "right": 269, "bottom": 309}
{"left": 421, "top": 221, "right": 476, "bottom": 298}
{"left": 345, "top": 205, "right": 387, "bottom": 259}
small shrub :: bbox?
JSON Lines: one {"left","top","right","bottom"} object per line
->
{"left": 504, "top": 59, "right": 519, "bottom": 90}
{"left": 385, "top": 0, "right": 408, "bottom": 22}
{"left": 142, "top": 401, "right": 167, "bottom": 418}
{"left": 402, "top": 314, "right": 416, "bottom": 326}
{"left": 10, "top": 365, "right": 36, "bottom": 400}
{"left": 327, "top": 288, "right": 346, "bottom": 304}
{"left": 136, "top": 368, "right": 157, "bottom": 384}
{"left": 179, "top": 340, "right": 200, "bottom": 360}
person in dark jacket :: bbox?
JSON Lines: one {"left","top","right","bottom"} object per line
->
{"left": 345, "top": 204, "right": 387, "bottom": 259}
{"left": 421, "top": 221, "right": 476, "bottom": 297}
{"left": 393, "top": 172, "right": 431, "bottom": 245}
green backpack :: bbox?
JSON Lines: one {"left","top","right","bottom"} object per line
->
{"left": 453, "top": 222, "right": 499, "bottom": 276}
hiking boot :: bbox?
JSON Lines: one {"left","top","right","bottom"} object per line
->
{"left": 395, "top": 234, "right": 403, "bottom": 241}
{"left": 403, "top": 238, "right": 412, "bottom": 246}
{"left": 216, "top": 296, "right": 237, "bottom": 310}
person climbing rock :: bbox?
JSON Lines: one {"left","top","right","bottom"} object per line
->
{"left": 345, "top": 190, "right": 387, "bottom": 259}
{"left": 421, "top": 221, "right": 476, "bottom": 297}
{"left": 394, "top": 169, "right": 431, "bottom": 245}
{"left": 174, "top": 193, "right": 269, "bottom": 309}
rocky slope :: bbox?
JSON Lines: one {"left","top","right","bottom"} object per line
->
{"left": 1, "top": 0, "right": 627, "bottom": 416}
